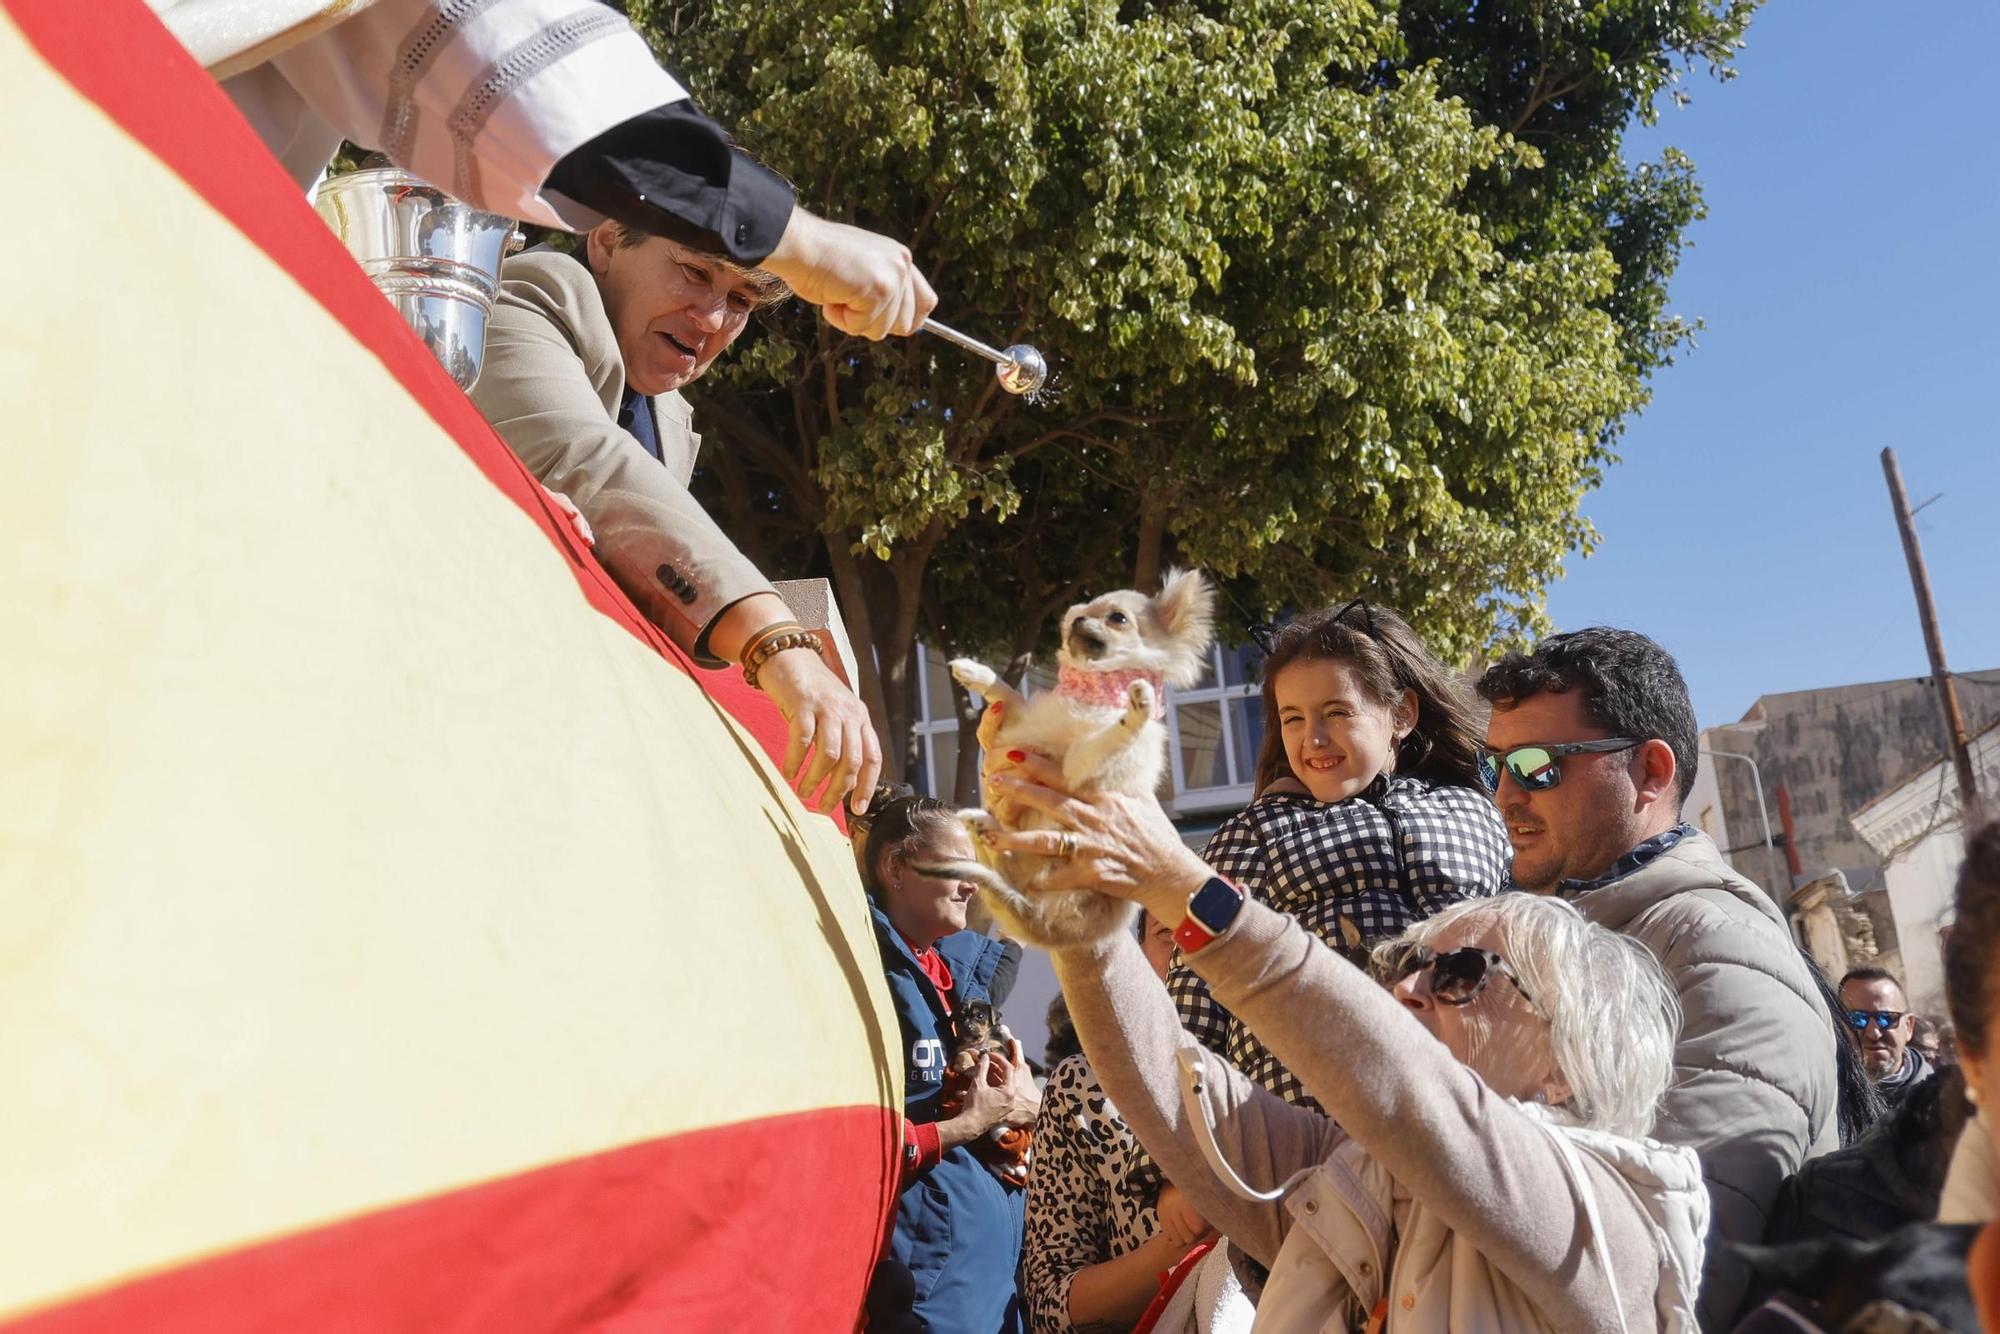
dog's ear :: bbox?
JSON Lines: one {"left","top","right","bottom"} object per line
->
{"left": 1151, "top": 568, "right": 1215, "bottom": 643}
{"left": 1151, "top": 569, "right": 1217, "bottom": 688}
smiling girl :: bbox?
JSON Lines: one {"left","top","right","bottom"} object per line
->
{"left": 1172, "top": 601, "right": 1510, "bottom": 1110}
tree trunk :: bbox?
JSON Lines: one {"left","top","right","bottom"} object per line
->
{"left": 824, "top": 531, "right": 897, "bottom": 780}
{"left": 878, "top": 639, "right": 919, "bottom": 786}
{"left": 1133, "top": 487, "right": 1169, "bottom": 593}
{"left": 846, "top": 533, "right": 943, "bottom": 790}
{"left": 952, "top": 676, "right": 983, "bottom": 806}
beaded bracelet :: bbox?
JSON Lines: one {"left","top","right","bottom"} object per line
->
{"left": 741, "top": 624, "right": 825, "bottom": 691}
{"left": 744, "top": 630, "right": 824, "bottom": 690}
{"left": 739, "top": 621, "right": 805, "bottom": 669}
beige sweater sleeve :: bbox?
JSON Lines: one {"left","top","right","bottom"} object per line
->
{"left": 1050, "top": 933, "right": 1338, "bottom": 1268}
{"left": 1058, "top": 900, "right": 1657, "bottom": 1331}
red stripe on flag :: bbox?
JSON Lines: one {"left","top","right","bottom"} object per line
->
{"left": 0, "top": 0, "right": 795, "bottom": 766}
{"left": 4, "top": 1104, "right": 899, "bottom": 1333}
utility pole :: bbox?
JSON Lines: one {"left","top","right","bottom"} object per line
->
{"left": 1880, "top": 447, "right": 1980, "bottom": 811}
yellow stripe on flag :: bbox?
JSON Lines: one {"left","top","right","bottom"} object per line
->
{"left": 0, "top": 11, "right": 897, "bottom": 1317}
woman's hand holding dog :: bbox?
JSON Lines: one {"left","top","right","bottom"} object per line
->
{"left": 974, "top": 699, "right": 1035, "bottom": 826}
{"left": 990, "top": 1035, "right": 1043, "bottom": 1128}
{"left": 981, "top": 763, "right": 1210, "bottom": 930}
{"left": 938, "top": 1040, "right": 1043, "bottom": 1150}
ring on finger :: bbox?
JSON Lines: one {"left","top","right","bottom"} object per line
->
{"left": 1055, "top": 831, "right": 1079, "bottom": 859}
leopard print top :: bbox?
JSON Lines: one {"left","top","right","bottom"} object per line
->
{"left": 1021, "top": 1055, "right": 1165, "bottom": 1332}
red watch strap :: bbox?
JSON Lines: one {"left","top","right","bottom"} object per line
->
{"left": 1174, "top": 914, "right": 1218, "bottom": 954}
{"left": 1173, "top": 876, "right": 1244, "bottom": 955}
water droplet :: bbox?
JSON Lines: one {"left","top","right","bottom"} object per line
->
{"left": 1022, "top": 367, "right": 1064, "bottom": 408}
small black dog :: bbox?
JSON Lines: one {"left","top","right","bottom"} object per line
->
{"left": 937, "top": 1001, "right": 1033, "bottom": 1188}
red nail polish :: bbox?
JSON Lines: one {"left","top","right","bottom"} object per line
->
{"left": 1006, "top": 750, "right": 1027, "bottom": 763}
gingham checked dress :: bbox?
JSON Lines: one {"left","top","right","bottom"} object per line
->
{"left": 1168, "top": 774, "right": 1511, "bottom": 1112}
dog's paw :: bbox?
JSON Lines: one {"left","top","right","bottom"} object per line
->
{"left": 949, "top": 658, "right": 998, "bottom": 694}
{"left": 960, "top": 808, "right": 1000, "bottom": 837}
{"left": 1126, "top": 678, "right": 1158, "bottom": 717}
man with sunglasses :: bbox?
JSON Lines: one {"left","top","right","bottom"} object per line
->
{"left": 1839, "top": 967, "right": 1933, "bottom": 1107}
{"left": 1477, "top": 627, "right": 1841, "bottom": 1331}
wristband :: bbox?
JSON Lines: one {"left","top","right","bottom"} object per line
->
{"left": 738, "top": 620, "right": 806, "bottom": 668}
{"left": 741, "top": 624, "right": 824, "bottom": 690}
{"left": 1173, "top": 875, "right": 1246, "bottom": 955}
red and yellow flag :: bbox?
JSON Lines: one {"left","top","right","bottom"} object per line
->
{"left": 0, "top": 4, "right": 899, "bottom": 1328}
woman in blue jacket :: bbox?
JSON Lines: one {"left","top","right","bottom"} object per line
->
{"left": 862, "top": 797, "right": 1039, "bottom": 1333}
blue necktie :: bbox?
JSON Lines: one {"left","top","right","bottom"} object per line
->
{"left": 618, "top": 388, "right": 662, "bottom": 463}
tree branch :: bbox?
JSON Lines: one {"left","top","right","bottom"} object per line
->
{"left": 695, "top": 392, "right": 821, "bottom": 508}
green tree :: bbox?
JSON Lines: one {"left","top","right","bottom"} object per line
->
{"left": 1394, "top": 0, "right": 1761, "bottom": 380}
{"left": 639, "top": 0, "right": 1753, "bottom": 782}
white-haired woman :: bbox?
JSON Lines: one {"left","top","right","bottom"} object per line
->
{"left": 983, "top": 764, "right": 1709, "bottom": 1332}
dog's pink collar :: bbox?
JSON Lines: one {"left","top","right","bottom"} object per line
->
{"left": 1056, "top": 664, "right": 1164, "bottom": 710}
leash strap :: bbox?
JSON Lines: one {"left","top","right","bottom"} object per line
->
{"left": 1533, "top": 1118, "right": 1629, "bottom": 1334}
{"left": 1176, "top": 1046, "right": 1316, "bottom": 1204}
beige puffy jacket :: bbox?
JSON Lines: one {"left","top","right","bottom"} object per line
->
{"left": 1569, "top": 830, "right": 1840, "bottom": 1327}
{"left": 1054, "top": 903, "right": 1709, "bottom": 1332}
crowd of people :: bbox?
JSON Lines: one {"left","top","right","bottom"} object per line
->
{"left": 189, "top": 4, "right": 1999, "bottom": 1329}
{"left": 408, "top": 45, "right": 1994, "bottom": 1319}
{"left": 849, "top": 616, "right": 2000, "bottom": 1334}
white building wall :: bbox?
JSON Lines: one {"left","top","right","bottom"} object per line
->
{"left": 1851, "top": 723, "right": 2000, "bottom": 1019}
{"left": 1879, "top": 832, "right": 1963, "bottom": 1016}
{"left": 1004, "top": 949, "right": 1063, "bottom": 1070}
{"left": 1685, "top": 746, "right": 1733, "bottom": 866}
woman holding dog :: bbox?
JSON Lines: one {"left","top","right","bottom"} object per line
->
{"left": 982, "top": 773, "right": 1708, "bottom": 1330}
{"left": 1171, "top": 601, "right": 1511, "bottom": 1110}
{"left": 862, "top": 796, "right": 1039, "bottom": 1334}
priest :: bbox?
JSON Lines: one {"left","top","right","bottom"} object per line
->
{"left": 152, "top": 0, "right": 934, "bottom": 811}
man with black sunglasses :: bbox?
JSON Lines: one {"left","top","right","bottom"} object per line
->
{"left": 1476, "top": 627, "right": 1842, "bottom": 1331}
{"left": 1839, "top": 966, "right": 1933, "bottom": 1107}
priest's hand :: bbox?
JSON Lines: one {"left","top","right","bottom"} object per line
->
{"left": 764, "top": 209, "right": 937, "bottom": 340}
{"left": 757, "top": 645, "right": 884, "bottom": 816}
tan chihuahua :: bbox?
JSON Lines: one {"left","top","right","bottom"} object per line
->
{"left": 916, "top": 569, "right": 1216, "bottom": 948}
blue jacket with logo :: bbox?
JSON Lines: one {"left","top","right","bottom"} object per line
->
{"left": 867, "top": 904, "right": 1026, "bottom": 1333}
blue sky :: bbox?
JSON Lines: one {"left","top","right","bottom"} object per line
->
{"left": 1541, "top": 0, "right": 2000, "bottom": 730}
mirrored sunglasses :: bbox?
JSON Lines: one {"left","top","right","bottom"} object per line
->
{"left": 1845, "top": 1009, "right": 1905, "bottom": 1032}
{"left": 1476, "top": 738, "right": 1646, "bottom": 793}
{"left": 1391, "top": 945, "right": 1536, "bottom": 1009}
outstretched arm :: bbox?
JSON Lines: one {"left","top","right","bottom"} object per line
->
{"left": 472, "top": 265, "right": 879, "bottom": 811}
{"left": 240, "top": 0, "right": 933, "bottom": 337}
{"left": 1050, "top": 929, "right": 1334, "bottom": 1268}
{"left": 990, "top": 767, "right": 1661, "bottom": 1331}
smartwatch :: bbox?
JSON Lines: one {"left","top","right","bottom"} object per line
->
{"left": 1173, "top": 875, "right": 1246, "bottom": 954}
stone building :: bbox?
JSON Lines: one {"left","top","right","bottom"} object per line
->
{"left": 1697, "top": 670, "right": 2000, "bottom": 902}
{"left": 1694, "top": 669, "right": 2000, "bottom": 1008}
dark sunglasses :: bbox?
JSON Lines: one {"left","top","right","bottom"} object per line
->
{"left": 1390, "top": 945, "right": 1536, "bottom": 1009}
{"left": 1846, "top": 1009, "right": 1906, "bottom": 1032}
{"left": 1476, "top": 738, "right": 1645, "bottom": 793}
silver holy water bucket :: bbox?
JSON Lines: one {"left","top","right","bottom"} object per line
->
{"left": 314, "top": 166, "right": 521, "bottom": 390}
